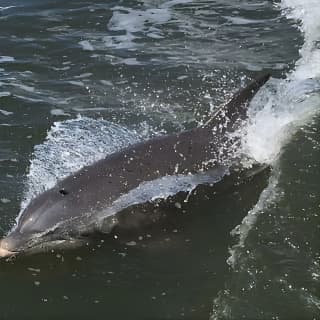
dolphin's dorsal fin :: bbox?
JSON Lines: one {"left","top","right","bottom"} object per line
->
{"left": 204, "top": 73, "right": 271, "bottom": 129}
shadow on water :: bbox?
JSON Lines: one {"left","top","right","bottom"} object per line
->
{"left": 0, "top": 167, "right": 270, "bottom": 320}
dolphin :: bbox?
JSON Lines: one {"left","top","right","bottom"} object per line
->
{"left": 0, "top": 73, "right": 270, "bottom": 258}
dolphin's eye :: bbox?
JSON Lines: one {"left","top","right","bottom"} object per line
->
{"left": 59, "top": 189, "right": 69, "bottom": 196}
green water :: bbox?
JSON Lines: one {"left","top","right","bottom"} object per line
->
{"left": 0, "top": 0, "right": 319, "bottom": 319}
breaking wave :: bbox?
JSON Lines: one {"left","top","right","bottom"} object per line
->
{"left": 212, "top": 0, "right": 320, "bottom": 318}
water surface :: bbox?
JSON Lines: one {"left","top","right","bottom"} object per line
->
{"left": 0, "top": 0, "right": 319, "bottom": 319}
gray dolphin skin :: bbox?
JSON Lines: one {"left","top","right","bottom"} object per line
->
{"left": 0, "top": 73, "right": 270, "bottom": 258}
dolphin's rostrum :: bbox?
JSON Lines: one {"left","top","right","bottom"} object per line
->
{"left": 0, "top": 74, "right": 270, "bottom": 257}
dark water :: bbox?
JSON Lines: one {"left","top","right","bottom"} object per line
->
{"left": 0, "top": 0, "right": 319, "bottom": 319}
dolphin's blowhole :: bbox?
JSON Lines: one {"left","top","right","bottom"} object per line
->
{"left": 59, "top": 189, "right": 69, "bottom": 196}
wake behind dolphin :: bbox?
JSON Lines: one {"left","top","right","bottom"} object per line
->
{"left": 0, "top": 74, "right": 270, "bottom": 258}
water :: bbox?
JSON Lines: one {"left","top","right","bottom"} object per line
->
{"left": 0, "top": 0, "right": 319, "bottom": 319}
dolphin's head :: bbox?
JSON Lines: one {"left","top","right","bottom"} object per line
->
{"left": 0, "top": 230, "right": 48, "bottom": 258}
{"left": 0, "top": 186, "right": 90, "bottom": 258}
{"left": 0, "top": 229, "right": 83, "bottom": 258}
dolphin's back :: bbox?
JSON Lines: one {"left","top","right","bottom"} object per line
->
{"left": 205, "top": 73, "right": 270, "bottom": 131}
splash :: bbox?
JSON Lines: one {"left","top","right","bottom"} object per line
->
{"left": 229, "top": 0, "right": 320, "bottom": 268}
{"left": 240, "top": 77, "right": 320, "bottom": 165}
{"left": 20, "top": 117, "right": 142, "bottom": 212}
{"left": 0, "top": 56, "right": 15, "bottom": 63}
{"left": 212, "top": 0, "right": 320, "bottom": 318}
{"left": 281, "top": 0, "right": 320, "bottom": 80}
{"left": 239, "top": 0, "right": 320, "bottom": 165}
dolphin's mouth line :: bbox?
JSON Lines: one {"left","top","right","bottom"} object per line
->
{"left": 21, "top": 233, "right": 81, "bottom": 253}
{"left": 0, "top": 246, "right": 17, "bottom": 258}
{"left": 0, "top": 227, "right": 82, "bottom": 258}
{"left": 0, "top": 213, "right": 95, "bottom": 259}
{"left": 0, "top": 238, "right": 81, "bottom": 259}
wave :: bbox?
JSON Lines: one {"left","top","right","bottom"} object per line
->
{"left": 230, "top": 0, "right": 320, "bottom": 249}
{"left": 212, "top": 0, "right": 320, "bottom": 318}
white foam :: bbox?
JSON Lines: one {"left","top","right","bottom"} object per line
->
{"left": 212, "top": 1, "right": 320, "bottom": 316}
{"left": 122, "top": 58, "right": 143, "bottom": 66}
{"left": 240, "top": 78, "right": 320, "bottom": 165}
{"left": 225, "top": 0, "right": 320, "bottom": 262}
{"left": 146, "top": 32, "right": 164, "bottom": 39}
{"left": 0, "top": 6, "right": 16, "bottom": 11}
{"left": 234, "top": 0, "right": 320, "bottom": 167}
{"left": 103, "top": 33, "right": 136, "bottom": 50}
{"left": 20, "top": 117, "right": 142, "bottom": 213}
{"left": 227, "top": 167, "right": 281, "bottom": 266}
{"left": 106, "top": 5, "right": 171, "bottom": 49}
{"left": 50, "top": 108, "right": 70, "bottom": 116}
{"left": 0, "top": 92, "right": 11, "bottom": 97}
{"left": 100, "top": 80, "right": 113, "bottom": 86}
{"left": 0, "top": 56, "right": 15, "bottom": 63}
{"left": 13, "top": 95, "right": 43, "bottom": 103}
{"left": 0, "top": 198, "right": 11, "bottom": 204}
{"left": 223, "top": 16, "right": 272, "bottom": 25}
{"left": 79, "top": 40, "right": 94, "bottom": 51}
{"left": 10, "top": 83, "right": 35, "bottom": 93}
{"left": 68, "top": 80, "right": 85, "bottom": 87}
{"left": 97, "top": 168, "right": 228, "bottom": 230}
{"left": 281, "top": 0, "right": 320, "bottom": 80}
{"left": 72, "top": 107, "right": 109, "bottom": 112}
{"left": 74, "top": 73, "right": 93, "bottom": 79}
{"left": 0, "top": 109, "right": 13, "bottom": 116}
{"left": 112, "top": 169, "right": 226, "bottom": 211}
{"left": 159, "top": 0, "right": 193, "bottom": 8}
{"left": 109, "top": 6, "right": 171, "bottom": 33}
{"left": 51, "top": 66, "right": 70, "bottom": 71}
{"left": 84, "top": 0, "right": 193, "bottom": 51}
